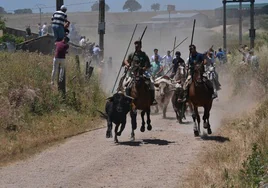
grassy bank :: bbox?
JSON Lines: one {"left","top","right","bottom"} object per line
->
{"left": 183, "top": 46, "right": 268, "bottom": 187}
{"left": 0, "top": 52, "right": 106, "bottom": 166}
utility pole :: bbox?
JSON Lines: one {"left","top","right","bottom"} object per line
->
{"left": 56, "top": 0, "right": 66, "bottom": 98}
{"left": 239, "top": 1, "right": 242, "bottom": 45}
{"left": 99, "top": 0, "right": 105, "bottom": 60}
{"left": 35, "top": 4, "right": 46, "bottom": 25}
{"left": 223, "top": 0, "right": 227, "bottom": 50}
{"left": 249, "top": 0, "right": 255, "bottom": 49}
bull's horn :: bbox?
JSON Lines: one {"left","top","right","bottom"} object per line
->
{"left": 106, "top": 96, "right": 113, "bottom": 100}
{"left": 124, "top": 95, "right": 134, "bottom": 100}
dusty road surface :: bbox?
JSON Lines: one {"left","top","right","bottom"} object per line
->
{"left": 0, "top": 87, "right": 237, "bottom": 188}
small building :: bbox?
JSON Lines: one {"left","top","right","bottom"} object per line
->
{"left": 215, "top": 3, "right": 268, "bottom": 20}
{"left": 138, "top": 12, "right": 211, "bottom": 31}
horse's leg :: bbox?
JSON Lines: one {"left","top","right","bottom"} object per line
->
{"left": 192, "top": 106, "right": 199, "bottom": 137}
{"left": 130, "top": 109, "right": 137, "bottom": 141}
{"left": 195, "top": 106, "right": 201, "bottom": 134}
{"left": 140, "top": 110, "right": 146, "bottom": 132}
{"left": 106, "top": 117, "right": 113, "bottom": 138}
{"left": 155, "top": 105, "right": 159, "bottom": 113}
{"left": 203, "top": 106, "right": 208, "bottom": 129}
{"left": 206, "top": 102, "right": 213, "bottom": 135}
{"left": 163, "top": 105, "right": 167, "bottom": 119}
{"left": 114, "top": 123, "right": 119, "bottom": 143}
{"left": 147, "top": 108, "right": 152, "bottom": 131}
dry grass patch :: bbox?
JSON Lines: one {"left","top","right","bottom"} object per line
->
{"left": 0, "top": 51, "right": 106, "bottom": 166}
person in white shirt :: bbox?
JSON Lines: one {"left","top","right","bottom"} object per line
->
{"left": 162, "top": 50, "right": 173, "bottom": 74}
{"left": 151, "top": 48, "right": 162, "bottom": 62}
{"left": 79, "top": 36, "right": 86, "bottom": 47}
{"left": 93, "top": 44, "right": 101, "bottom": 65}
{"left": 41, "top": 22, "right": 48, "bottom": 36}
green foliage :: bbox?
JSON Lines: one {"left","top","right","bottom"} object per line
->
{"left": 239, "top": 144, "right": 267, "bottom": 187}
{"left": 14, "top": 9, "right": 32, "bottom": 14}
{"left": 91, "top": 1, "right": 110, "bottom": 12}
{"left": 0, "top": 34, "right": 25, "bottom": 44}
{"left": 0, "top": 16, "right": 6, "bottom": 30}
{"left": 151, "top": 3, "right": 160, "bottom": 12}
{"left": 123, "top": 0, "right": 142, "bottom": 12}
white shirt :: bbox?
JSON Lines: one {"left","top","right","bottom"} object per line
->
{"left": 79, "top": 38, "right": 86, "bottom": 47}
{"left": 42, "top": 24, "right": 47, "bottom": 34}
{"left": 93, "top": 46, "right": 101, "bottom": 55}
{"left": 151, "top": 54, "right": 162, "bottom": 62}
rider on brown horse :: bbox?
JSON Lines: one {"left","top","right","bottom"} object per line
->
{"left": 122, "top": 40, "right": 157, "bottom": 105}
{"left": 183, "top": 44, "right": 216, "bottom": 102}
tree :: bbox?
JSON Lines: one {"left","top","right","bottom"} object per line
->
{"left": 151, "top": 3, "right": 160, "bottom": 12}
{"left": 14, "top": 9, "right": 33, "bottom": 14}
{"left": 0, "top": 7, "right": 6, "bottom": 14}
{"left": 91, "top": 1, "right": 110, "bottom": 12}
{"left": 123, "top": 0, "right": 142, "bottom": 12}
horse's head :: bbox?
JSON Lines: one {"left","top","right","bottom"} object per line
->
{"left": 193, "top": 64, "right": 204, "bottom": 83}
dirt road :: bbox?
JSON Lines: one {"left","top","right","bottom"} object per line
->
{"left": 0, "top": 96, "right": 231, "bottom": 188}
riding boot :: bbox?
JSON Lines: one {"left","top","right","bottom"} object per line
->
{"left": 125, "top": 87, "right": 131, "bottom": 96}
{"left": 150, "top": 89, "right": 157, "bottom": 106}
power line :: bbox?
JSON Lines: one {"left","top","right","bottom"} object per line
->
{"left": 6, "top": 1, "right": 96, "bottom": 13}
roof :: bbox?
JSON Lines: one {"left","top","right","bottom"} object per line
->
{"left": 215, "top": 3, "right": 268, "bottom": 10}
{"left": 151, "top": 13, "right": 199, "bottom": 20}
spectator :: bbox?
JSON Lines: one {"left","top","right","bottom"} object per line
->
{"left": 42, "top": 22, "right": 48, "bottom": 36}
{"left": 51, "top": 36, "right": 70, "bottom": 85}
{"left": 51, "top": 5, "right": 69, "bottom": 41}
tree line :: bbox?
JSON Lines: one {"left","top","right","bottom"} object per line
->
{"left": 0, "top": 0, "right": 162, "bottom": 14}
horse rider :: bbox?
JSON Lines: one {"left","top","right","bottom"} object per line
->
{"left": 182, "top": 44, "right": 216, "bottom": 102}
{"left": 204, "top": 50, "right": 221, "bottom": 97}
{"left": 122, "top": 40, "right": 157, "bottom": 105}
{"left": 216, "top": 48, "right": 226, "bottom": 65}
{"left": 170, "top": 51, "right": 185, "bottom": 79}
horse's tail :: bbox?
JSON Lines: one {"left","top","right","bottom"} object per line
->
{"left": 96, "top": 110, "right": 108, "bottom": 119}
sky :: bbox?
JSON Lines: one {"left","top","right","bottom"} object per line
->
{"left": 0, "top": 0, "right": 268, "bottom": 13}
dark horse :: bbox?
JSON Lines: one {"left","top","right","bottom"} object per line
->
{"left": 189, "top": 64, "right": 213, "bottom": 136}
{"left": 129, "top": 70, "right": 152, "bottom": 141}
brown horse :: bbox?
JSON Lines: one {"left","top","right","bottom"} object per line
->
{"left": 188, "top": 64, "right": 213, "bottom": 136}
{"left": 129, "top": 72, "right": 152, "bottom": 141}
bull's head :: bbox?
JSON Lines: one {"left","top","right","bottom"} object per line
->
{"left": 107, "top": 93, "right": 133, "bottom": 113}
{"left": 154, "top": 79, "right": 171, "bottom": 98}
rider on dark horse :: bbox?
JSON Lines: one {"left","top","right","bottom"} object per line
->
{"left": 122, "top": 40, "right": 157, "bottom": 105}
{"left": 183, "top": 44, "right": 216, "bottom": 102}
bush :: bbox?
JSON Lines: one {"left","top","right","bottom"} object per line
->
{"left": 0, "top": 33, "right": 25, "bottom": 44}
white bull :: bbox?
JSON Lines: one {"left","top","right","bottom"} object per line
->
{"left": 153, "top": 76, "right": 175, "bottom": 118}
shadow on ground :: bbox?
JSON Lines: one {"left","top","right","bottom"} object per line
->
{"left": 143, "top": 139, "right": 175, "bottom": 146}
{"left": 200, "top": 135, "right": 230, "bottom": 143}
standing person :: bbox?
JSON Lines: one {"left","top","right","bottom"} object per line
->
{"left": 162, "top": 50, "right": 173, "bottom": 74}
{"left": 25, "top": 25, "right": 31, "bottom": 40}
{"left": 150, "top": 55, "right": 164, "bottom": 79}
{"left": 107, "top": 56, "right": 113, "bottom": 70}
{"left": 51, "top": 36, "right": 69, "bottom": 85}
{"left": 170, "top": 51, "right": 185, "bottom": 79}
{"left": 216, "top": 48, "right": 225, "bottom": 65}
{"left": 37, "top": 23, "right": 42, "bottom": 36}
{"left": 93, "top": 44, "right": 101, "bottom": 65}
{"left": 51, "top": 5, "right": 69, "bottom": 41}
{"left": 151, "top": 48, "right": 162, "bottom": 62}
{"left": 41, "top": 22, "right": 48, "bottom": 36}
